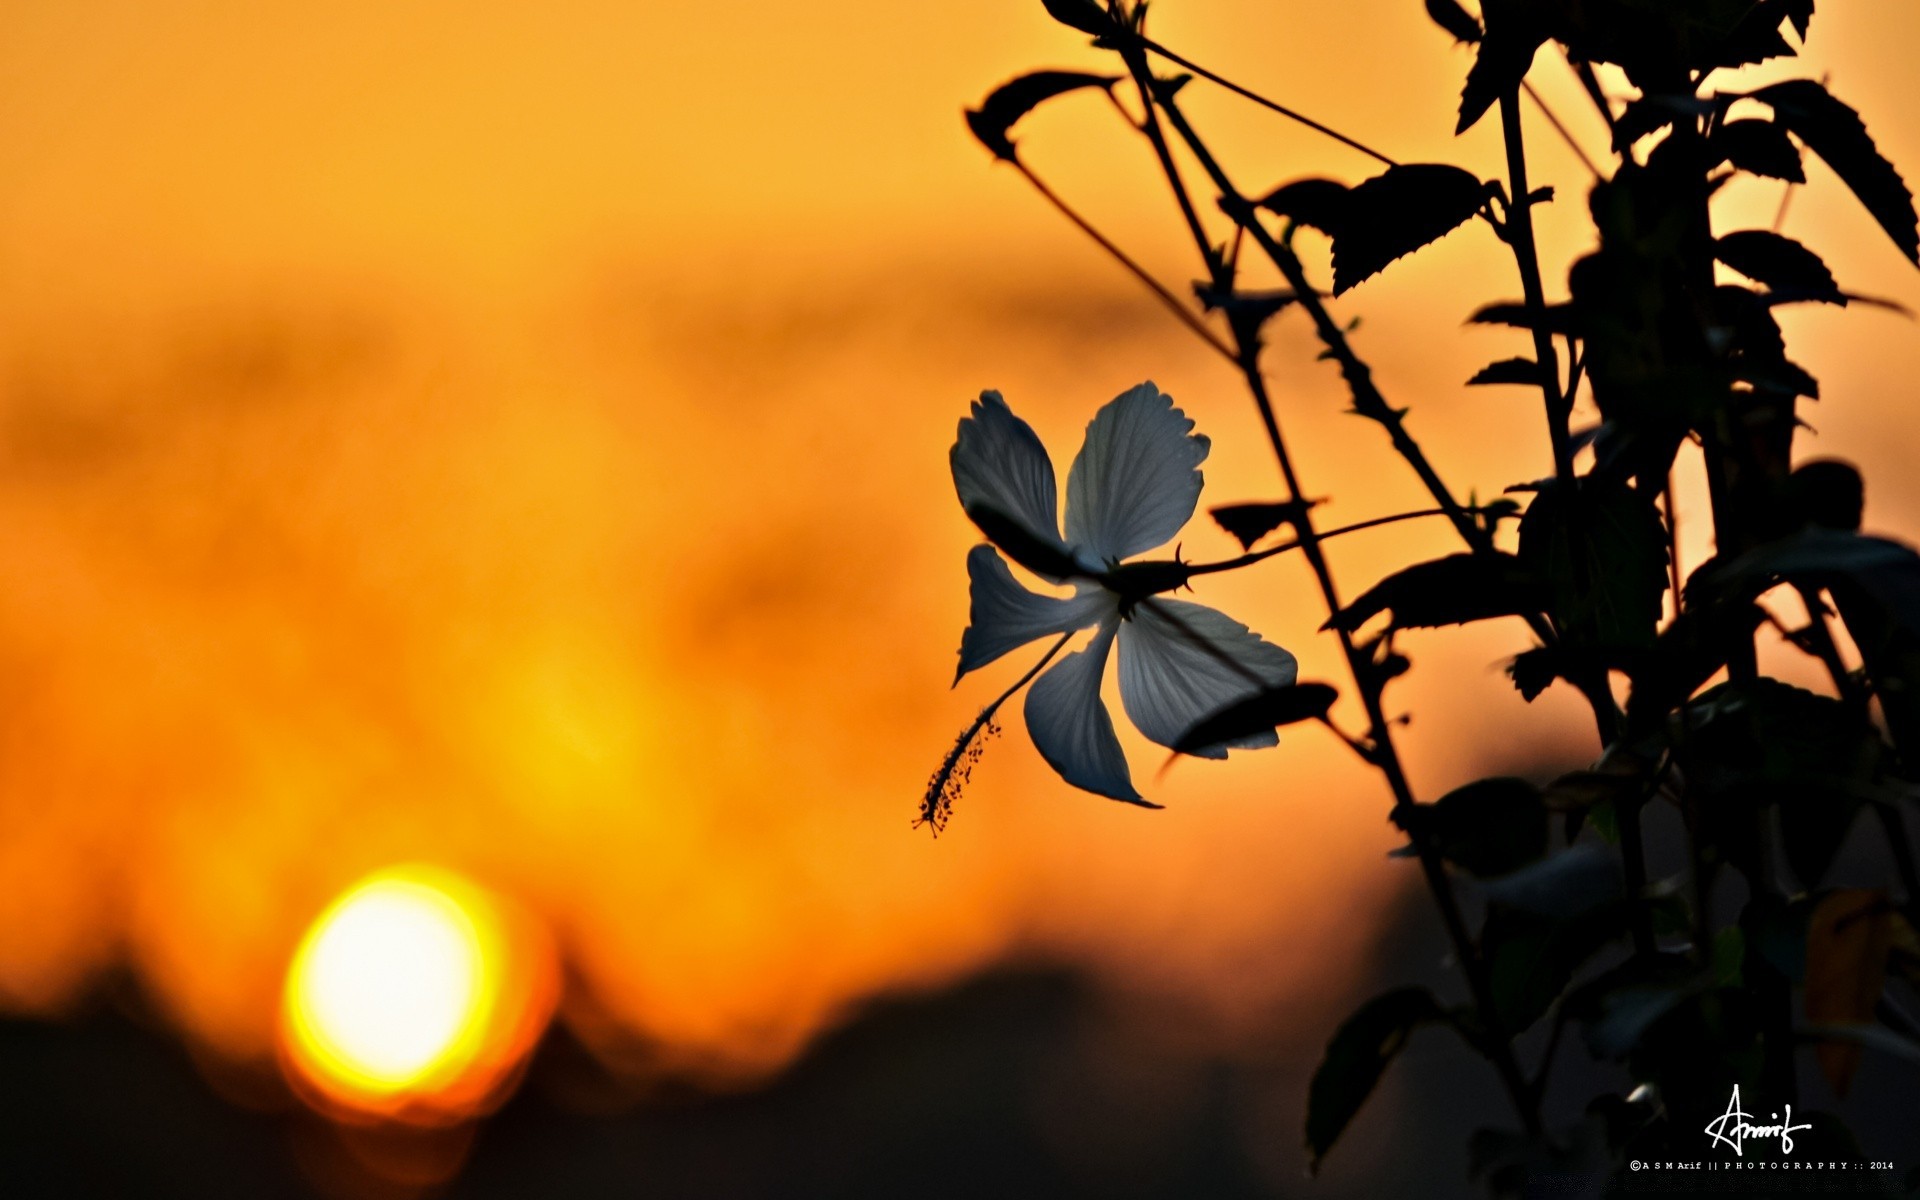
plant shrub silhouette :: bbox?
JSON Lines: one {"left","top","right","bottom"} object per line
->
{"left": 932, "top": 1, "right": 1920, "bottom": 1192}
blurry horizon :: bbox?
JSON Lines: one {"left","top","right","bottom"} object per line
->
{"left": 0, "top": 0, "right": 1917, "bottom": 1149}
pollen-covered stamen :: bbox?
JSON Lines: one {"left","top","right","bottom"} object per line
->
{"left": 915, "top": 630, "right": 1075, "bottom": 835}
{"left": 917, "top": 717, "right": 1001, "bottom": 836}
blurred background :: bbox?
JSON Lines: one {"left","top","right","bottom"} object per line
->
{"left": 0, "top": 1, "right": 1916, "bottom": 1195}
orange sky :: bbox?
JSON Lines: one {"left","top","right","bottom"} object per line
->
{"left": 0, "top": 0, "right": 1916, "bottom": 1082}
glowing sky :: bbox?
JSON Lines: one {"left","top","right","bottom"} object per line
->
{"left": 0, "top": 0, "right": 1915, "bottom": 1083}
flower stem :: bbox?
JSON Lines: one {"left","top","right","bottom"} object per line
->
{"left": 1186, "top": 507, "right": 1468, "bottom": 577}
{"left": 1498, "top": 90, "right": 1575, "bottom": 483}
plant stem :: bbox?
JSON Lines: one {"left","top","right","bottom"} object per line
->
{"left": 1187, "top": 508, "right": 1468, "bottom": 577}
{"left": 1498, "top": 90, "right": 1574, "bottom": 483}
{"left": 1521, "top": 80, "right": 1601, "bottom": 180}
{"left": 1010, "top": 159, "right": 1238, "bottom": 364}
{"left": 1136, "top": 77, "right": 1543, "bottom": 1140}
{"left": 1134, "top": 35, "right": 1398, "bottom": 168}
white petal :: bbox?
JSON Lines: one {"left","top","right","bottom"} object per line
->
{"left": 956, "top": 546, "right": 1117, "bottom": 682}
{"left": 1064, "top": 382, "right": 1210, "bottom": 564}
{"left": 1023, "top": 621, "right": 1153, "bottom": 805}
{"left": 1117, "top": 598, "right": 1298, "bottom": 759}
{"left": 950, "top": 391, "right": 1071, "bottom": 567}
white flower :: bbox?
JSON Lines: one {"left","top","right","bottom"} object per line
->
{"left": 951, "top": 382, "right": 1298, "bottom": 804}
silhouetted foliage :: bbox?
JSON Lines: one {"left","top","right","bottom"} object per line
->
{"left": 954, "top": 0, "right": 1920, "bottom": 1191}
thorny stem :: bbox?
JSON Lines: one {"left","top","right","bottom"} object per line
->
{"left": 1134, "top": 76, "right": 1544, "bottom": 1140}
{"left": 1499, "top": 90, "right": 1575, "bottom": 483}
{"left": 1009, "top": 159, "right": 1238, "bottom": 363}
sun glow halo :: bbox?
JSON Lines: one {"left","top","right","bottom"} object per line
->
{"left": 282, "top": 866, "right": 552, "bottom": 1121}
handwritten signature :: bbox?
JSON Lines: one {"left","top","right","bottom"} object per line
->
{"left": 1703, "top": 1085, "right": 1812, "bottom": 1156}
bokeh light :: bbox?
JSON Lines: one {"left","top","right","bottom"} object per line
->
{"left": 281, "top": 866, "right": 554, "bottom": 1122}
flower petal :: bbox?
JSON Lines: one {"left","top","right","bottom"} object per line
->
{"left": 1117, "top": 598, "right": 1298, "bottom": 759}
{"left": 956, "top": 545, "right": 1116, "bottom": 682}
{"left": 951, "top": 391, "right": 1072, "bottom": 571}
{"left": 1064, "top": 382, "right": 1210, "bottom": 564}
{"left": 1023, "top": 621, "right": 1155, "bottom": 805}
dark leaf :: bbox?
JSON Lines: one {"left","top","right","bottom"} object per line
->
{"left": 1749, "top": 79, "right": 1919, "bottom": 264}
{"left": 1327, "top": 552, "right": 1544, "bottom": 633}
{"left": 1209, "top": 500, "right": 1314, "bottom": 550}
{"left": 1715, "top": 229, "right": 1842, "bottom": 302}
{"left": 1789, "top": 459, "right": 1865, "bottom": 531}
{"left": 1456, "top": 0, "right": 1545, "bottom": 134}
{"left": 1467, "top": 357, "right": 1551, "bottom": 388}
{"left": 1805, "top": 889, "right": 1895, "bottom": 1096}
{"left": 1407, "top": 777, "right": 1549, "bottom": 877}
{"left": 1332, "top": 164, "right": 1489, "bottom": 294}
{"left": 1425, "top": 0, "right": 1481, "bottom": 43}
{"left": 1172, "top": 682, "right": 1339, "bottom": 755}
{"left": 962, "top": 502, "right": 1084, "bottom": 581}
{"left": 1783, "top": 0, "right": 1814, "bottom": 40}
{"left": 1256, "top": 177, "right": 1350, "bottom": 236}
{"left": 1468, "top": 301, "right": 1578, "bottom": 335}
{"left": 1509, "top": 647, "right": 1559, "bottom": 701}
{"left": 965, "top": 70, "right": 1121, "bottom": 162}
{"left": 1038, "top": 0, "right": 1116, "bottom": 37}
{"left": 1611, "top": 93, "right": 1715, "bottom": 153}
{"left": 1306, "top": 988, "right": 1447, "bottom": 1170}
{"left": 1507, "top": 644, "right": 1622, "bottom": 703}
{"left": 1482, "top": 902, "right": 1633, "bottom": 1033}
{"left": 1478, "top": 844, "right": 1624, "bottom": 918}
{"left": 1712, "top": 118, "right": 1805, "bottom": 182}
{"left": 1518, "top": 480, "right": 1669, "bottom": 648}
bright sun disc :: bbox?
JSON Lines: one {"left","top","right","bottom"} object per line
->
{"left": 282, "top": 866, "right": 553, "bottom": 1121}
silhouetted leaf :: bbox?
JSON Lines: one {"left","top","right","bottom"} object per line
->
{"left": 1469, "top": 301, "right": 1578, "bottom": 335}
{"left": 1749, "top": 79, "right": 1919, "bottom": 264}
{"left": 1806, "top": 890, "right": 1895, "bottom": 1096}
{"left": 1715, "top": 229, "right": 1842, "bottom": 302}
{"left": 1713, "top": 118, "right": 1805, "bottom": 182}
{"left": 1408, "top": 777, "right": 1548, "bottom": 877}
{"left": 1209, "top": 500, "right": 1314, "bottom": 550}
{"left": 1172, "top": 682, "right": 1339, "bottom": 755}
{"left": 1038, "top": 0, "right": 1116, "bottom": 37}
{"left": 1425, "top": 0, "right": 1482, "bottom": 42}
{"left": 965, "top": 71, "right": 1121, "bottom": 162}
{"left": 962, "top": 503, "right": 1084, "bottom": 581}
{"left": 1790, "top": 459, "right": 1865, "bottom": 531}
{"left": 1306, "top": 988, "right": 1447, "bottom": 1171}
{"left": 1456, "top": 0, "right": 1545, "bottom": 134}
{"left": 1783, "top": 0, "right": 1815, "bottom": 40}
{"left": 1328, "top": 552, "right": 1544, "bottom": 633}
{"left": 1612, "top": 94, "right": 1714, "bottom": 153}
{"left": 1518, "top": 480, "right": 1669, "bottom": 647}
{"left": 1467, "top": 357, "right": 1550, "bottom": 388}
{"left": 1256, "top": 177, "right": 1350, "bottom": 236}
{"left": 1483, "top": 901, "right": 1638, "bottom": 1034}
{"left": 1331, "top": 164, "right": 1488, "bottom": 294}
{"left": 1507, "top": 644, "right": 1622, "bottom": 702}
{"left": 1479, "top": 844, "right": 1623, "bottom": 918}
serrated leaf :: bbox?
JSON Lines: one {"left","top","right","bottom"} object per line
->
{"left": 1518, "top": 480, "right": 1669, "bottom": 647}
{"left": 1306, "top": 988, "right": 1446, "bottom": 1170}
{"left": 1456, "top": 0, "right": 1545, "bottom": 134}
{"left": 1256, "top": 177, "right": 1350, "bottom": 236}
{"left": 1425, "top": 0, "right": 1482, "bottom": 42}
{"left": 1749, "top": 79, "right": 1919, "bottom": 264}
{"left": 1612, "top": 93, "right": 1715, "bottom": 153}
{"left": 1332, "top": 164, "right": 1488, "bottom": 294}
{"left": 1716, "top": 229, "right": 1842, "bottom": 302}
{"left": 1407, "top": 777, "right": 1548, "bottom": 877}
{"left": 1782, "top": 0, "right": 1814, "bottom": 40}
{"left": 1172, "top": 682, "right": 1339, "bottom": 755}
{"left": 1467, "top": 357, "right": 1550, "bottom": 388}
{"left": 1713, "top": 118, "right": 1805, "bottom": 182}
{"left": 1209, "top": 500, "right": 1314, "bottom": 550}
{"left": 1328, "top": 552, "right": 1544, "bottom": 633}
{"left": 965, "top": 70, "right": 1121, "bottom": 162}
{"left": 1038, "top": 0, "right": 1115, "bottom": 37}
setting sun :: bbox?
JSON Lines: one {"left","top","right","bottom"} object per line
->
{"left": 281, "top": 867, "right": 554, "bottom": 1122}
